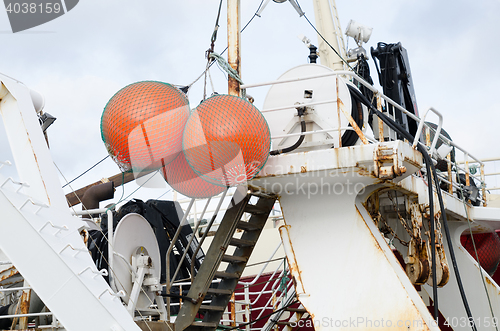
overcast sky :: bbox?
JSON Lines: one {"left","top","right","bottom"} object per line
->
{"left": 1, "top": 0, "right": 499, "bottom": 203}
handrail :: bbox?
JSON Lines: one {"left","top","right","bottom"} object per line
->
{"left": 170, "top": 196, "right": 212, "bottom": 283}
{"left": 272, "top": 126, "right": 354, "bottom": 140}
{"left": 242, "top": 69, "right": 485, "bottom": 166}
{"left": 189, "top": 188, "right": 229, "bottom": 280}
{"left": 165, "top": 241, "right": 290, "bottom": 329}
{"left": 0, "top": 286, "right": 31, "bottom": 292}
{"left": 242, "top": 68, "right": 493, "bottom": 205}
{"left": 411, "top": 107, "right": 443, "bottom": 156}
{"left": 0, "top": 312, "right": 53, "bottom": 319}
{"left": 238, "top": 242, "right": 283, "bottom": 286}
{"left": 165, "top": 198, "right": 195, "bottom": 320}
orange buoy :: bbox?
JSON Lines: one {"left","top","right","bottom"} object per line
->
{"left": 162, "top": 151, "right": 226, "bottom": 198}
{"left": 101, "top": 81, "right": 189, "bottom": 172}
{"left": 182, "top": 94, "right": 270, "bottom": 187}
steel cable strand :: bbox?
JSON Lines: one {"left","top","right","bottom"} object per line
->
{"left": 457, "top": 176, "right": 499, "bottom": 331}
{"left": 186, "top": 0, "right": 266, "bottom": 90}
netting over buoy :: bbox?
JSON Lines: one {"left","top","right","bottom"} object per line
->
{"left": 161, "top": 151, "right": 226, "bottom": 199}
{"left": 182, "top": 94, "right": 270, "bottom": 187}
{"left": 101, "top": 81, "right": 190, "bottom": 172}
{"left": 460, "top": 231, "right": 500, "bottom": 276}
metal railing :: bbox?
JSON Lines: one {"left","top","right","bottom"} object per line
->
{"left": 166, "top": 242, "right": 293, "bottom": 331}
{"left": 241, "top": 69, "right": 490, "bottom": 206}
{"left": 0, "top": 286, "right": 58, "bottom": 329}
{"left": 459, "top": 157, "right": 500, "bottom": 192}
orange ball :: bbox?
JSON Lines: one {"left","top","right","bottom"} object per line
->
{"left": 101, "top": 81, "right": 189, "bottom": 172}
{"left": 162, "top": 151, "right": 226, "bottom": 199}
{"left": 182, "top": 94, "right": 270, "bottom": 187}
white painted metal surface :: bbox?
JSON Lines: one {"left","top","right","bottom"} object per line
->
{"left": 423, "top": 222, "right": 500, "bottom": 331}
{"left": 113, "top": 213, "right": 161, "bottom": 310}
{"left": 0, "top": 174, "right": 141, "bottom": 331}
{"left": 0, "top": 74, "right": 142, "bottom": 331}
{"left": 0, "top": 74, "right": 68, "bottom": 211}
{"left": 311, "top": 0, "right": 346, "bottom": 70}
{"left": 252, "top": 142, "right": 438, "bottom": 330}
{"left": 262, "top": 64, "right": 367, "bottom": 152}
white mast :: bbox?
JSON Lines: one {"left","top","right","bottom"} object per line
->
{"left": 312, "top": 0, "right": 346, "bottom": 70}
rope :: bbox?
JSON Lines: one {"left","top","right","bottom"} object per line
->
{"left": 278, "top": 258, "right": 289, "bottom": 304}
{"left": 209, "top": 53, "right": 243, "bottom": 84}
{"left": 209, "top": 52, "right": 246, "bottom": 98}
{"left": 187, "top": 0, "right": 265, "bottom": 92}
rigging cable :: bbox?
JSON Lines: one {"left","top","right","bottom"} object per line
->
{"left": 457, "top": 171, "right": 498, "bottom": 331}
{"left": 347, "top": 85, "right": 477, "bottom": 331}
{"left": 187, "top": 0, "right": 266, "bottom": 90}
{"left": 203, "top": 0, "right": 224, "bottom": 99}
{"left": 61, "top": 155, "right": 109, "bottom": 188}
{"left": 294, "top": 0, "right": 353, "bottom": 70}
{"left": 105, "top": 170, "right": 160, "bottom": 212}
{"left": 56, "top": 163, "right": 168, "bottom": 331}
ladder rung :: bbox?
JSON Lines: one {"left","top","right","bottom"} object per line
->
{"left": 229, "top": 238, "right": 256, "bottom": 247}
{"left": 191, "top": 321, "right": 219, "bottom": 328}
{"left": 199, "top": 305, "right": 226, "bottom": 312}
{"left": 222, "top": 254, "right": 248, "bottom": 263}
{"left": 236, "top": 220, "right": 261, "bottom": 231}
{"left": 214, "top": 271, "right": 240, "bottom": 279}
{"left": 206, "top": 288, "right": 233, "bottom": 295}
{"left": 243, "top": 204, "right": 267, "bottom": 215}
{"left": 287, "top": 307, "right": 307, "bottom": 313}
{"left": 248, "top": 189, "right": 276, "bottom": 199}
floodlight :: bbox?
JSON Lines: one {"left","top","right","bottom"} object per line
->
{"left": 345, "top": 20, "right": 373, "bottom": 45}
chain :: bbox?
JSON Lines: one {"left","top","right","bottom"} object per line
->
{"left": 432, "top": 211, "right": 444, "bottom": 247}
{"left": 378, "top": 212, "right": 409, "bottom": 247}
{"left": 387, "top": 191, "right": 414, "bottom": 239}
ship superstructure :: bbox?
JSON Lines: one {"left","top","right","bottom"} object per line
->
{"left": 1, "top": 1, "right": 500, "bottom": 331}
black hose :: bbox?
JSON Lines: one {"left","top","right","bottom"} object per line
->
{"left": 341, "top": 93, "right": 364, "bottom": 147}
{"left": 425, "top": 155, "right": 439, "bottom": 321}
{"left": 270, "top": 113, "right": 306, "bottom": 156}
{"left": 348, "top": 85, "right": 477, "bottom": 331}
{"left": 430, "top": 163, "right": 477, "bottom": 330}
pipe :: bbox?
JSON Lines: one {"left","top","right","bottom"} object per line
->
{"left": 80, "top": 181, "right": 114, "bottom": 211}
{"left": 107, "top": 209, "right": 116, "bottom": 292}
{"left": 270, "top": 119, "right": 306, "bottom": 156}
{"left": 270, "top": 107, "right": 306, "bottom": 156}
